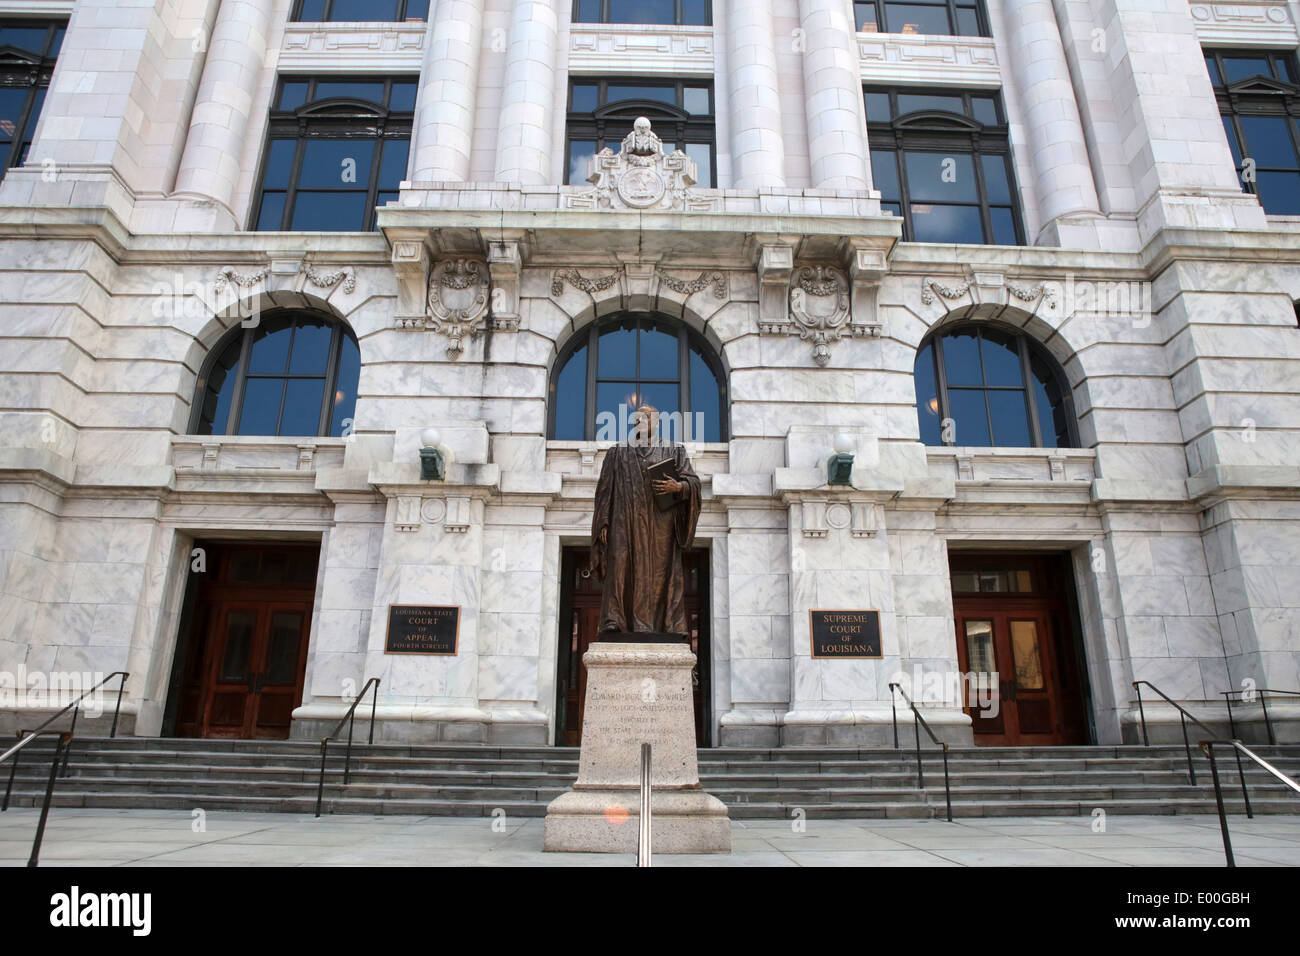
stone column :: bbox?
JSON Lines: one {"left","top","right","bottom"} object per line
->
{"left": 172, "top": 0, "right": 273, "bottom": 215}
{"left": 797, "top": 0, "right": 870, "bottom": 189}
{"left": 1002, "top": 0, "right": 1101, "bottom": 230}
{"left": 494, "top": 0, "right": 560, "bottom": 185}
{"left": 726, "top": 0, "right": 786, "bottom": 188}
{"left": 412, "top": 0, "right": 485, "bottom": 182}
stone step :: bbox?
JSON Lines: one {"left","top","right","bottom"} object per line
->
{"left": 3, "top": 787, "right": 1294, "bottom": 821}
{"left": 21, "top": 736, "right": 1296, "bottom": 761}
{"left": 5, "top": 737, "right": 1296, "bottom": 822}
{"left": 23, "top": 744, "right": 1299, "bottom": 774}
{"left": 14, "top": 762, "right": 1294, "bottom": 791}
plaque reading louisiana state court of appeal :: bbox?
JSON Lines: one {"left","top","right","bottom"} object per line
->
{"left": 384, "top": 605, "right": 460, "bottom": 655}
{"left": 809, "top": 610, "right": 882, "bottom": 658}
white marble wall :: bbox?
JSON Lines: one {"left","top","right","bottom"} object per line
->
{"left": 0, "top": 0, "right": 1297, "bottom": 747}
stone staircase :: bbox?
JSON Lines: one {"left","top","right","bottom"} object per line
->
{"left": 4, "top": 737, "right": 1299, "bottom": 819}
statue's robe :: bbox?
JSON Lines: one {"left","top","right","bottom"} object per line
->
{"left": 589, "top": 441, "right": 702, "bottom": 636}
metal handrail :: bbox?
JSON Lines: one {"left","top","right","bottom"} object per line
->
{"left": 888, "top": 682, "right": 952, "bottom": 822}
{"left": 314, "top": 677, "right": 380, "bottom": 817}
{"left": 1221, "top": 688, "right": 1300, "bottom": 746}
{"left": 637, "top": 742, "right": 651, "bottom": 867}
{"left": 1200, "top": 739, "right": 1300, "bottom": 866}
{"left": 1131, "top": 680, "right": 1243, "bottom": 786}
{"left": 0, "top": 671, "right": 128, "bottom": 768}
{"left": 1, "top": 730, "right": 72, "bottom": 867}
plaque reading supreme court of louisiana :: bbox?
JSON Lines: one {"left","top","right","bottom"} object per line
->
{"left": 809, "top": 609, "right": 882, "bottom": 659}
{"left": 384, "top": 604, "right": 460, "bottom": 655}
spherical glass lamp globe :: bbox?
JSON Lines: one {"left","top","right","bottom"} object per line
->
{"left": 833, "top": 432, "right": 855, "bottom": 456}
{"left": 420, "top": 428, "right": 442, "bottom": 450}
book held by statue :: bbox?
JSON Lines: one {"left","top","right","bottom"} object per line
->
{"left": 645, "top": 457, "right": 682, "bottom": 511}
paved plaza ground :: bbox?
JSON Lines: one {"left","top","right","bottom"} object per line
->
{"left": 1, "top": 809, "right": 1298, "bottom": 866}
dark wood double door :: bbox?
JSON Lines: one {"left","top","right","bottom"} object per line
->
{"left": 169, "top": 542, "right": 318, "bottom": 739}
{"left": 950, "top": 552, "right": 1091, "bottom": 747}
{"left": 555, "top": 547, "right": 710, "bottom": 746}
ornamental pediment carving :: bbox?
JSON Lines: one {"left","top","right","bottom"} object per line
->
{"left": 565, "top": 116, "right": 718, "bottom": 212}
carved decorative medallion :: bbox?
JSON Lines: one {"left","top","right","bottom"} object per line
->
{"left": 427, "top": 259, "right": 490, "bottom": 358}
{"left": 757, "top": 265, "right": 869, "bottom": 366}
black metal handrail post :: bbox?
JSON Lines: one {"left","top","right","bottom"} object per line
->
{"left": 1219, "top": 688, "right": 1300, "bottom": 746}
{"left": 2, "top": 731, "right": 21, "bottom": 812}
{"left": 315, "top": 678, "right": 380, "bottom": 818}
{"left": 1134, "top": 681, "right": 1149, "bottom": 746}
{"left": 1200, "top": 738, "right": 1300, "bottom": 867}
{"left": 1203, "top": 743, "right": 1235, "bottom": 867}
{"left": 1179, "top": 711, "right": 1195, "bottom": 784}
{"left": 1132, "top": 681, "right": 1221, "bottom": 782}
{"left": 887, "top": 682, "right": 953, "bottom": 823}
{"left": 25, "top": 731, "right": 72, "bottom": 867}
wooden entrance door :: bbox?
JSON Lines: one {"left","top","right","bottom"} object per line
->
{"left": 951, "top": 553, "right": 1090, "bottom": 746}
{"left": 172, "top": 542, "right": 318, "bottom": 739}
{"left": 556, "top": 547, "right": 710, "bottom": 746}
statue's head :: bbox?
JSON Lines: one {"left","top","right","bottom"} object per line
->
{"left": 631, "top": 403, "right": 659, "bottom": 445}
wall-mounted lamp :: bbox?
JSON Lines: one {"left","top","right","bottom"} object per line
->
{"left": 420, "top": 427, "right": 445, "bottom": 481}
{"left": 828, "top": 432, "right": 855, "bottom": 486}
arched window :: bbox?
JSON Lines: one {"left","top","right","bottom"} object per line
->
{"left": 914, "top": 323, "right": 1075, "bottom": 448}
{"left": 548, "top": 313, "right": 727, "bottom": 443}
{"left": 191, "top": 310, "right": 360, "bottom": 438}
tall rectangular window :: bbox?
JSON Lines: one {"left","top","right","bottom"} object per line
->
{"left": 1205, "top": 48, "right": 1300, "bottom": 216}
{"left": 573, "top": 1, "right": 710, "bottom": 26}
{"left": 292, "top": 0, "right": 429, "bottom": 21}
{"left": 854, "top": 0, "right": 987, "bottom": 37}
{"left": 0, "top": 20, "right": 65, "bottom": 177}
{"left": 253, "top": 77, "right": 415, "bottom": 232}
{"left": 565, "top": 78, "right": 715, "bottom": 187}
{"left": 866, "top": 87, "right": 1022, "bottom": 245}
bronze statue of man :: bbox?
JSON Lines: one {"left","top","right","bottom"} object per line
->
{"left": 589, "top": 404, "right": 702, "bottom": 639}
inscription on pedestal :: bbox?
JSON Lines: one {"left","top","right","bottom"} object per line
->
{"left": 586, "top": 687, "right": 692, "bottom": 749}
{"left": 809, "top": 609, "right": 882, "bottom": 658}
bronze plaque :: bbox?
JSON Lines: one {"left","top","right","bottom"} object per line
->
{"left": 809, "top": 610, "right": 882, "bottom": 658}
{"left": 384, "top": 605, "right": 460, "bottom": 655}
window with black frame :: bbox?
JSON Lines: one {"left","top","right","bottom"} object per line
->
{"left": 0, "top": 19, "right": 65, "bottom": 175}
{"left": 573, "top": 1, "right": 710, "bottom": 26}
{"left": 565, "top": 79, "right": 715, "bottom": 187}
{"left": 914, "top": 324, "right": 1075, "bottom": 449}
{"left": 253, "top": 77, "right": 415, "bottom": 232}
{"left": 1204, "top": 49, "right": 1300, "bottom": 216}
{"left": 854, "top": 0, "right": 986, "bottom": 36}
{"left": 191, "top": 310, "right": 360, "bottom": 438}
{"left": 292, "top": 0, "right": 428, "bottom": 21}
{"left": 866, "top": 87, "right": 1022, "bottom": 245}
{"left": 549, "top": 314, "right": 727, "bottom": 443}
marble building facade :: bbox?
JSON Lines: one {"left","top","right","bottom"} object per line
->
{"left": 0, "top": 0, "right": 1298, "bottom": 749}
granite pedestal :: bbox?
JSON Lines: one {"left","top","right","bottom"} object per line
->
{"left": 543, "top": 641, "right": 731, "bottom": 853}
